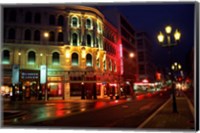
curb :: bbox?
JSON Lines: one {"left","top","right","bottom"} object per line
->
{"left": 137, "top": 97, "right": 171, "bottom": 128}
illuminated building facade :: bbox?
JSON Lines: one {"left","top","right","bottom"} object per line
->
{"left": 1, "top": 5, "right": 123, "bottom": 100}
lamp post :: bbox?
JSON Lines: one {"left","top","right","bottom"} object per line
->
{"left": 171, "top": 62, "right": 182, "bottom": 81}
{"left": 157, "top": 25, "right": 181, "bottom": 113}
{"left": 18, "top": 52, "right": 23, "bottom": 101}
{"left": 44, "top": 32, "right": 49, "bottom": 101}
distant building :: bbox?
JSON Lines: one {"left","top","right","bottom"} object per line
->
{"left": 136, "top": 32, "right": 155, "bottom": 82}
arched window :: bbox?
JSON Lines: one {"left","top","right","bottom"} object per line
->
{"left": 34, "top": 13, "right": 41, "bottom": 24}
{"left": 58, "top": 15, "right": 64, "bottom": 26}
{"left": 9, "top": 10, "right": 16, "bottom": 22}
{"left": 72, "top": 53, "right": 78, "bottom": 66}
{"left": 34, "top": 30, "right": 40, "bottom": 41}
{"left": 8, "top": 28, "right": 15, "bottom": 40}
{"left": 72, "top": 33, "right": 78, "bottom": 46}
{"left": 52, "top": 52, "right": 60, "bottom": 65}
{"left": 49, "top": 31, "right": 55, "bottom": 42}
{"left": 86, "top": 54, "right": 92, "bottom": 67}
{"left": 28, "top": 51, "right": 36, "bottom": 64}
{"left": 109, "top": 59, "right": 112, "bottom": 71}
{"left": 2, "top": 50, "right": 10, "bottom": 64}
{"left": 49, "top": 15, "right": 55, "bottom": 25}
{"left": 71, "top": 17, "right": 78, "bottom": 27}
{"left": 25, "top": 12, "right": 32, "bottom": 23}
{"left": 86, "top": 18, "right": 92, "bottom": 29}
{"left": 24, "top": 29, "right": 31, "bottom": 40}
{"left": 87, "top": 34, "right": 91, "bottom": 47}
{"left": 58, "top": 32, "right": 63, "bottom": 42}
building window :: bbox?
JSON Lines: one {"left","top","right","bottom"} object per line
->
{"left": 71, "top": 17, "right": 78, "bottom": 27}
{"left": 86, "top": 18, "right": 92, "bottom": 29}
{"left": 72, "top": 33, "right": 78, "bottom": 46}
{"left": 2, "top": 50, "right": 10, "bottom": 64}
{"left": 86, "top": 34, "right": 92, "bottom": 47}
{"left": 34, "top": 30, "right": 40, "bottom": 41}
{"left": 28, "top": 51, "right": 36, "bottom": 64}
{"left": 109, "top": 59, "right": 112, "bottom": 71}
{"left": 8, "top": 28, "right": 15, "bottom": 40}
{"left": 24, "top": 29, "right": 31, "bottom": 40}
{"left": 52, "top": 52, "right": 60, "bottom": 65}
{"left": 96, "top": 58, "right": 100, "bottom": 67}
{"left": 86, "top": 54, "right": 92, "bottom": 67}
{"left": 103, "top": 60, "right": 106, "bottom": 70}
{"left": 58, "top": 32, "right": 63, "bottom": 42}
{"left": 9, "top": 10, "right": 16, "bottom": 22}
{"left": 139, "top": 64, "right": 145, "bottom": 74}
{"left": 25, "top": 12, "right": 32, "bottom": 23}
{"left": 49, "top": 31, "right": 55, "bottom": 42}
{"left": 138, "top": 51, "right": 144, "bottom": 62}
{"left": 58, "top": 15, "right": 64, "bottom": 26}
{"left": 34, "top": 13, "right": 41, "bottom": 24}
{"left": 72, "top": 53, "right": 78, "bottom": 66}
{"left": 49, "top": 15, "right": 55, "bottom": 25}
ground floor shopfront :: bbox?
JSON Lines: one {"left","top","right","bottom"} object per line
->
{"left": 1, "top": 69, "right": 131, "bottom": 101}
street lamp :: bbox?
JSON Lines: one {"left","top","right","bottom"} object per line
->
{"left": 157, "top": 25, "right": 181, "bottom": 113}
{"left": 44, "top": 32, "right": 49, "bottom": 101}
{"left": 171, "top": 62, "right": 182, "bottom": 80}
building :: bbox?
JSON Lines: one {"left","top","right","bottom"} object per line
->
{"left": 99, "top": 8, "right": 138, "bottom": 95}
{"left": 1, "top": 5, "right": 137, "bottom": 100}
{"left": 136, "top": 32, "right": 155, "bottom": 82}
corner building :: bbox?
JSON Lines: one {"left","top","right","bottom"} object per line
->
{"left": 2, "top": 5, "right": 135, "bottom": 100}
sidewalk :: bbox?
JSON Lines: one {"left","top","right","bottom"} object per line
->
{"left": 138, "top": 93, "right": 195, "bottom": 130}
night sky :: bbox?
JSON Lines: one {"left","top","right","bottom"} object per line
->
{"left": 95, "top": 2, "right": 195, "bottom": 73}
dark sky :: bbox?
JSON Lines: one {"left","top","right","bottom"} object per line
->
{"left": 96, "top": 3, "right": 195, "bottom": 72}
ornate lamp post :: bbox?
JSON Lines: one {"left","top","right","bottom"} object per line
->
{"left": 157, "top": 25, "right": 181, "bottom": 113}
{"left": 171, "top": 62, "right": 182, "bottom": 80}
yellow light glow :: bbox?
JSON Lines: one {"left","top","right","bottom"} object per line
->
{"left": 157, "top": 32, "right": 164, "bottom": 43}
{"left": 40, "top": 53, "right": 43, "bottom": 56}
{"left": 66, "top": 51, "right": 70, "bottom": 58}
{"left": 18, "top": 52, "right": 21, "bottom": 56}
{"left": 129, "top": 52, "right": 135, "bottom": 58}
{"left": 44, "top": 32, "right": 49, "bottom": 38}
{"left": 174, "top": 62, "right": 178, "bottom": 66}
{"left": 82, "top": 51, "right": 86, "bottom": 58}
{"left": 174, "top": 29, "right": 181, "bottom": 41}
{"left": 171, "top": 65, "right": 175, "bottom": 70}
{"left": 178, "top": 64, "right": 181, "bottom": 69}
{"left": 165, "top": 25, "right": 172, "bottom": 34}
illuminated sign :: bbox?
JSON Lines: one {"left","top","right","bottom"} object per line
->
{"left": 40, "top": 65, "right": 46, "bottom": 84}
{"left": 12, "top": 64, "right": 19, "bottom": 84}
{"left": 21, "top": 72, "right": 39, "bottom": 80}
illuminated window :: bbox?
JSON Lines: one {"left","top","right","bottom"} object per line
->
{"left": 2, "top": 50, "right": 10, "bottom": 64}
{"left": 71, "top": 17, "right": 78, "bottom": 27}
{"left": 34, "top": 13, "right": 41, "bottom": 24}
{"left": 25, "top": 12, "right": 32, "bottom": 23}
{"left": 72, "top": 53, "right": 78, "bottom": 66}
{"left": 28, "top": 51, "right": 36, "bottom": 64}
{"left": 52, "top": 52, "right": 60, "bottom": 65}
{"left": 96, "top": 58, "right": 100, "bottom": 67}
{"left": 103, "top": 60, "right": 106, "bottom": 70}
{"left": 72, "top": 33, "right": 78, "bottom": 46}
{"left": 109, "top": 59, "right": 112, "bottom": 71}
{"left": 86, "top": 54, "right": 92, "bottom": 67}
{"left": 49, "top": 15, "right": 55, "bottom": 25}
{"left": 58, "top": 32, "right": 63, "bottom": 42}
{"left": 86, "top": 18, "right": 92, "bottom": 29}
{"left": 58, "top": 15, "right": 64, "bottom": 26}
{"left": 34, "top": 30, "right": 40, "bottom": 41}
{"left": 87, "top": 34, "right": 91, "bottom": 47}
{"left": 49, "top": 31, "right": 55, "bottom": 42}
{"left": 8, "top": 28, "right": 15, "bottom": 40}
{"left": 24, "top": 29, "right": 31, "bottom": 40}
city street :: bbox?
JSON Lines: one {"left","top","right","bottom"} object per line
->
{"left": 3, "top": 89, "right": 171, "bottom": 128}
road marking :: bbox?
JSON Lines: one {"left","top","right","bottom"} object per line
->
{"left": 137, "top": 98, "right": 171, "bottom": 129}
